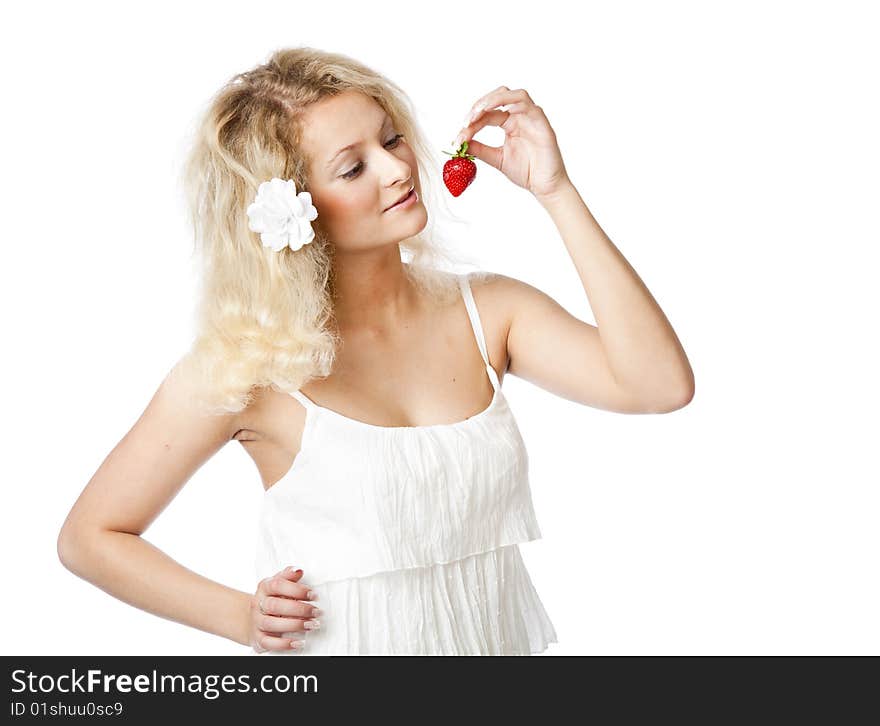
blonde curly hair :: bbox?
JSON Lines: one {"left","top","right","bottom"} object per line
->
{"left": 173, "top": 46, "right": 485, "bottom": 415}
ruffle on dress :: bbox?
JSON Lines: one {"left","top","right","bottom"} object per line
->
{"left": 253, "top": 388, "right": 541, "bottom": 587}
{"left": 252, "top": 544, "right": 557, "bottom": 656}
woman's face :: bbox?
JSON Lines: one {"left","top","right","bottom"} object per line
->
{"left": 300, "top": 90, "right": 426, "bottom": 251}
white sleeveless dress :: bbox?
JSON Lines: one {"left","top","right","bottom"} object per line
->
{"left": 251, "top": 272, "right": 557, "bottom": 655}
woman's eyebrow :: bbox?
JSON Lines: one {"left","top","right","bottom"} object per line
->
{"left": 325, "top": 113, "right": 391, "bottom": 169}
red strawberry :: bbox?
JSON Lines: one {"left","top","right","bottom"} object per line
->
{"left": 442, "top": 140, "right": 477, "bottom": 197}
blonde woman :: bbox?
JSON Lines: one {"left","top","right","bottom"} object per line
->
{"left": 57, "top": 47, "right": 695, "bottom": 655}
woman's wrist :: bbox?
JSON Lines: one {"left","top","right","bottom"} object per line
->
{"left": 227, "top": 589, "right": 254, "bottom": 647}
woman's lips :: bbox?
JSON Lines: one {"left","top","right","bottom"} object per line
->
{"left": 385, "top": 187, "right": 415, "bottom": 211}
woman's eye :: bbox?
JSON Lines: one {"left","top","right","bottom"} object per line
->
{"left": 341, "top": 134, "right": 405, "bottom": 179}
{"left": 386, "top": 133, "right": 404, "bottom": 149}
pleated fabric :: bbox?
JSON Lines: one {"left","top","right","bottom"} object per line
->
{"left": 251, "top": 272, "right": 557, "bottom": 655}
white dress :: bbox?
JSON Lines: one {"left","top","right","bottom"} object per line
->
{"left": 251, "top": 272, "right": 557, "bottom": 655}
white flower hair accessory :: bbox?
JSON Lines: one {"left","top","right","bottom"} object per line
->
{"left": 246, "top": 177, "right": 319, "bottom": 252}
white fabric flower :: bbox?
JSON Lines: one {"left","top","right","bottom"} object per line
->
{"left": 246, "top": 178, "right": 319, "bottom": 252}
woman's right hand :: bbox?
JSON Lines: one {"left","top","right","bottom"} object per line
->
{"left": 249, "top": 566, "right": 322, "bottom": 652}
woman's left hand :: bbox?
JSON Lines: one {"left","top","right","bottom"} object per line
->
{"left": 453, "top": 86, "right": 571, "bottom": 201}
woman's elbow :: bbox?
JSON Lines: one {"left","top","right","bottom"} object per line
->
{"left": 57, "top": 522, "right": 99, "bottom": 574}
{"left": 57, "top": 524, "right": 80, "bottom": 572}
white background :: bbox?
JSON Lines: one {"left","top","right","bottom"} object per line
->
{"left": 2, "top": 0, "right": 877, "bottom": 655}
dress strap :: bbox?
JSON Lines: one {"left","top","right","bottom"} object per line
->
{"left": 289, "top": 390, "right": 316, "bottom": 410}
{"left": 458, "top": 273, "right": 501, "bottom": 390}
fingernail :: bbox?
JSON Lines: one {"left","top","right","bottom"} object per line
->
{"left": 306, "top": 589, "right": 319, "bottom": 600}
{"left": 304, "top": 619, "right": 321, "bottom": 630}
{"left": 290, "top": 640, "right": 303, "bottom": 649}
{"left": 453, "top": 133, "right": 464, "bottom": 147}
{"left": 311, "top": 607, "right": 323, "bottom": 617}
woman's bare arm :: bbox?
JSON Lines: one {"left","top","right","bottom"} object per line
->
{"left": 56, "top": 358, "right": 252, "bottom": 647}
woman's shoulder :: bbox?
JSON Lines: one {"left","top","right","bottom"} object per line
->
{"left": 460, "top": 269, "right": 521, "bottom": 320}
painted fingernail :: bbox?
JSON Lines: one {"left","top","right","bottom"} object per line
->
{"left": 306, "top": 589, "right": 319, "bottom": 600}
{"left": 290, "top": 640, "right": 303, "bottom": 649}
{"left": 311, "top": 607, "right": 323, "bottom": 617}
{"left": 304, "top": 619, "right": 321, "bottom": 630}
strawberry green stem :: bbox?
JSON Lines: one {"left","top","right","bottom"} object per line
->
{"left": 441, "top": 139, "right": 475, "bottom": 160}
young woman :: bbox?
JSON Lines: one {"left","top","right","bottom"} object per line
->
{"left": 57, "top": 47, "right": 695, "bottom": 655}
